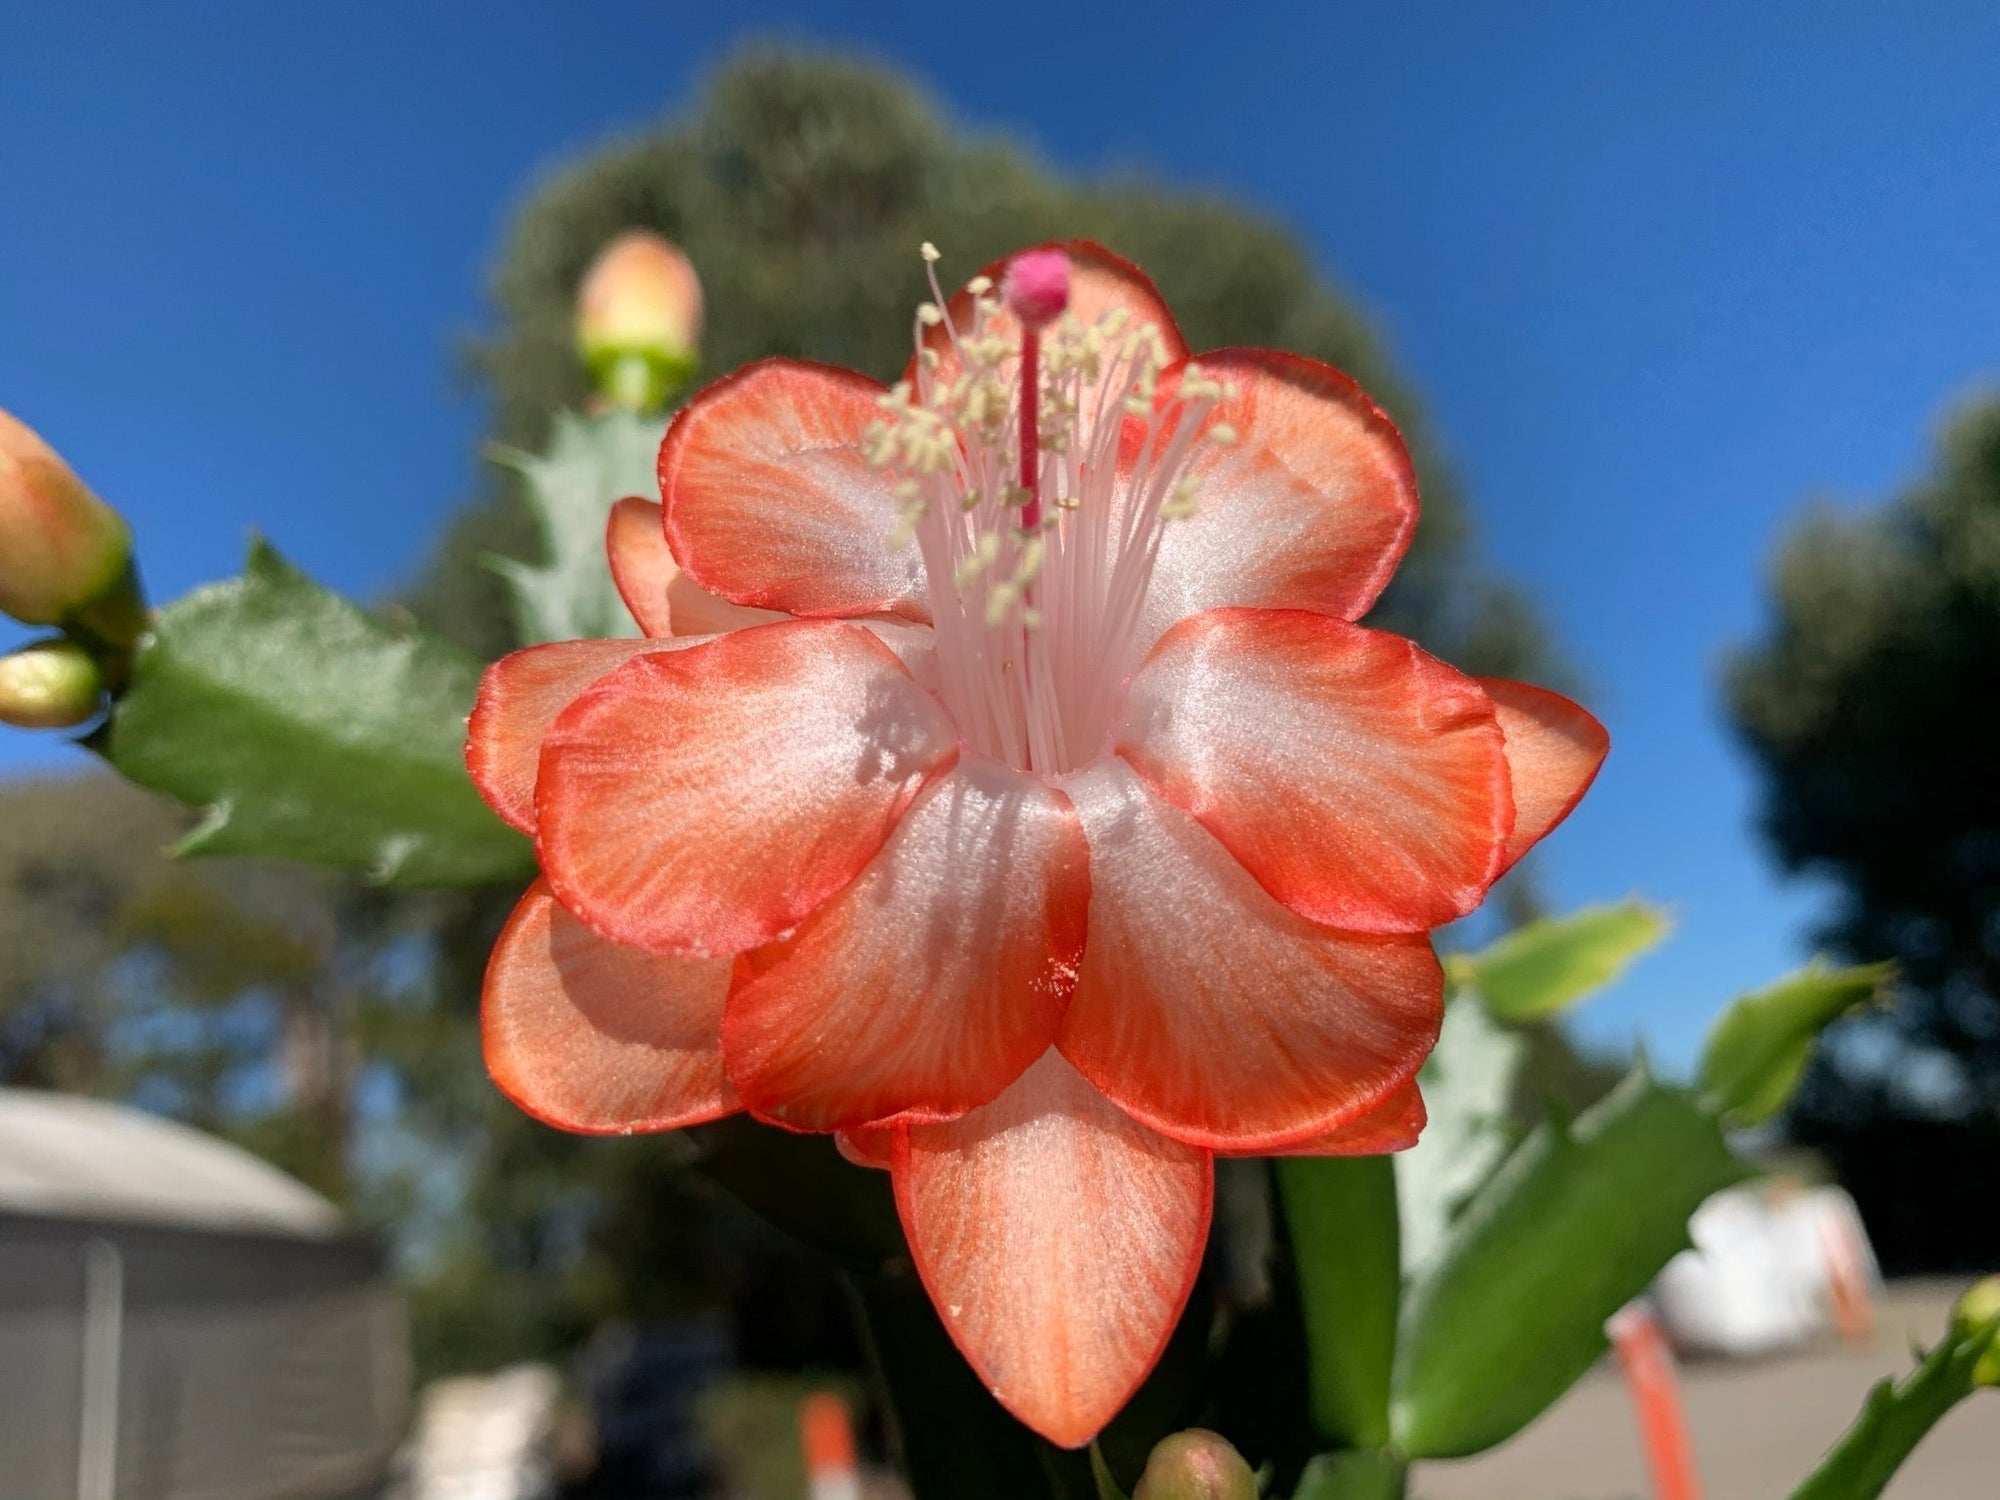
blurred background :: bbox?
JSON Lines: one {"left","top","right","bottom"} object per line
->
{"left": 3, "top": 3, "right": 1997, "bottom": 1497}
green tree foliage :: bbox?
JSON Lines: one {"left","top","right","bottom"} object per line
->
{"left": 407, "top": 49, "right": 1557, "bottom": 688}
{"left": 1728, "top": 392, "right": 2000, "bottom": 1128}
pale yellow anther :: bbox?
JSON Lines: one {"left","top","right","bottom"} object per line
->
{"left": 917, "top": 303, "right": 943, "bottom": 327}
{"left": 1208, "top": 422, "right": 1239, "bottom": 447}
{"left": 967, "top": 275, "right": 993, "bottom": 295}
{"left": 1161, "top": 477, "right": 1202, "bottom": 519}
{"left": 984, "top": 582, "right": 1018, "bottom": 626}
{"left": 920, "top": 242, "right": 941, "bottom": 263}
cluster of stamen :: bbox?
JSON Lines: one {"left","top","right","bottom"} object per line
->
{"left": 863, "top": 244, "right": 1238, "bottom": 774}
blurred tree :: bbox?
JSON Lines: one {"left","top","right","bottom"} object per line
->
{"left": 0, "top": 773, "right": 392, "bottom": 1199}
{"left": 408, "top": 48, "right": 1559, "bottom": 688}
{"left": 1728, "top": 391, "right": 2000, "bottom": 1265}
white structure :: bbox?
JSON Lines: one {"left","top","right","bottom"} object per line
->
{"left": 0, "top": 1088, "right": 409, "bottom": 1500}
{"left": 1653, "top": 1180, "right": 1880, "bottom": 1358}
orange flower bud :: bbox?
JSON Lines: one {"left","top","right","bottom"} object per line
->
{"left": 0, "top": 408, "right": 134, "bottom": 628}
{"left": 0, "top": 637, "right": 105, "bottom": 729}
{"left": 1132, "top": 1430, "right": 1257, "bottom": 1500}
{"left": 575, "top": 231, "right": 703, "bottom": 412}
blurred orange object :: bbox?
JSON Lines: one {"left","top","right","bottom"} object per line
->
{"left": 1609, "top": 1305, "right": 1702, "bottom": 1500}
{"left": 800, "top": 1391, "right": 860, "bottom": 1500}
{"left": 1815, "top": 1198, "right": 1876, "bottom": 1344}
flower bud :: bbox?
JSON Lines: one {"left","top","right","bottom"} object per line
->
{"left": 576, "top": 230, "right": 703, "bottom": 412}
{"left": 1132, "top": 1429, "right": 1257, "bottom": 1500}
{"left": 1952, "top": 1275, "right": 2000, "bottom": 1387}
{"left": 0, "top": 637, "right": 105, "bottom": 729}
{"left": 0, "top": 408, "right": 134, "bottom": 628}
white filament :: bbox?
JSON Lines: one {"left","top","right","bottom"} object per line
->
{"left": 864, "top": 251, "right": 1233, "bottom": 775}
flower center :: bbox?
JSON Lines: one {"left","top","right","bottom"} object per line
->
{"left": 864, "top": 244, "right": 1236, "bottom": 775}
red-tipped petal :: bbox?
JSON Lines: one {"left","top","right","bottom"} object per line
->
{"left": 1481, "top": 677, "right": 1609, "bottom": 872}
{"left": 911, "top": 240, "right": 1189, "bottom": 443}
{"left": 607, "top": 496, "right": 786, "bottom": 637}
{"left": 1059, "top": 759, "right": 1440, "bottom": 1151}
{"left": 1117, "top": 608, "right": 1511, "bottom": 934}
{"left": 537, "top": 619, "right": 960, "bottom": 957}
{"left": 724, "top": 759, "right": 1089, "bottom": 1131}
{"left": 605, "top": 496, "right": 676, "bottom": 637}
{"left": 483, "top": 880, "right": 736, "bottom": 1133}
{"left": 1135, "top": 350, "right": 1419, "bottom": 657}
{"left": 893, "top": 1051, "right": 1212, "bottom": 1449}
{"left": 467, "top": 637, "right": 688, "bottom": 834}
{"left": 660, "top": 358, "right": 927, "bottom": 620}
{"left": 1241, "top": 1078, "right": 1428, "bottom": 1158}
{"left": 837, "top": 1126, "right": 895, "bottom": 1170}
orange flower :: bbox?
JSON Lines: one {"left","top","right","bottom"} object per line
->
{"left": 466, "top": 242, "right": 1607, "bottom": 1447}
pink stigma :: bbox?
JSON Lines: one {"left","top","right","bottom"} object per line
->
{"left": 1003, "top": 249, "right": 1071, "bottom": 329}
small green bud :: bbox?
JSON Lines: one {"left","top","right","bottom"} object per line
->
{"left": 1132, "top": 1430, "right": 1257, "bottom": 1500}
{"left": 576, "top": 231, "right": 702, "bottom": 412}
{"left": 0, "top": 637, "right": 105, "bottom": 729}
{"left": 0, "top": 408, "right": 134, "bottom": 629}
{"left": 1952, "top": 1276, "right": 2000, "bottom": 1387}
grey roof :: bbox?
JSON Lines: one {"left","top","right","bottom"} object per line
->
{"left": 0, "top": 1088, "right": 344, "bottom": 1238}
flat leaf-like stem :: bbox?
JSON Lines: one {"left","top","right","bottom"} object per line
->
{"left": 1786, "top": 1313, "right": 1999, "bottom": 1500}
{"left": 1697, "top": 959, "right": 1894, "bottom": 1125}
{"left": 1391, "top": 1068, "right": 1748, "bottom": 1458}
{"left": 102, "top": 539, "right": 534, "bottom": 887}
{"left": 1279, "top": 1154, "right": 1400, "bottom": 1447}
{"left": 1445, "top": 898, "right": 1670, "bottom": 1022}
{"left": 493, "top": 409, "right": 665, "bottom": 644}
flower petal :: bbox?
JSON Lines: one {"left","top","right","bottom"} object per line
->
{"left": 1242, "top": 1078, "right": 1427, "bottom": 1158}
{"left": 911, "top": 240, "right": 1189, "bottom": 443}
{"left": 893, "top": 1051, "right": 1212, "bottom": 1449}
{"left": 1058, "top": 759, "right": 1441, "bottom": 1151}
{"left": 1481, "top": 677, "right": 1609, "bottom": 873}
{"left": 467, "top": 637, "right": 689, "bottom": 834}
{"left": 724, "top": 759, "right": 1089, "bottom": 1131}
{"left": 483, "top": 879, "right": 736, "bottom": 1133}
{"left": 659, "top": 358, "right": 927, "bottom": 620}
{"left": 1116, "top": 608, "right": 1510, "bottom": 934}
{"left": 607, "top": 495, "right": 783, "bottom": 637}
{"left": 836, "top": 1126, "right": 894, "bottom": 1170}
{"left": 538, "top": 619, "right": 960, "bottom": 957}
{"left": 1136, "top": 350, "right": 1419, "bottom": 656}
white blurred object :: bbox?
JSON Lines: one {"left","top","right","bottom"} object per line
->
{"left": 398, "top": 1364, "right": 564, "bottom": 1500}
{"left": 1653, "top": 1180, "right": 1878, "bottom": 1358}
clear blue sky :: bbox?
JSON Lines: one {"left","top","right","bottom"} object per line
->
{"left": 4, "top": 2, "right": 1996, "bottom": 1069}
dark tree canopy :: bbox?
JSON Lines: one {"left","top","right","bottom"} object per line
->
{"left": 1729, "top": 392, "right": 2000, "bottom": 1133}
{"left": 409, "top": 49, "right": 1558, "bottom": 690}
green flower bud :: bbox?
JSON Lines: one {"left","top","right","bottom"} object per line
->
{"left": 1132, "top": 1430, "right": 1257, "bottom": 1500}
{"left": 576, "top": 231, "right": 703, "bottom": 412}
{"left": 1952, "top": 1276, "right": 2000, "bottom": 1387}
{"left": 0, "top": 637, "right": 105, "bottom": 729}
{"left": 0, "top": 409, "right": 134, "bottom": 629}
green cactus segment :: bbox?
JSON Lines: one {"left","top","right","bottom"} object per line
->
{"left": 102, "top": 538, "right": 533, "bottom": 887}
{"left": 1391, "top": 1069, "right": 1748, "bottom": 1459}
{"left": 491, "top": 408, "right": 669, "bottom": 644}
